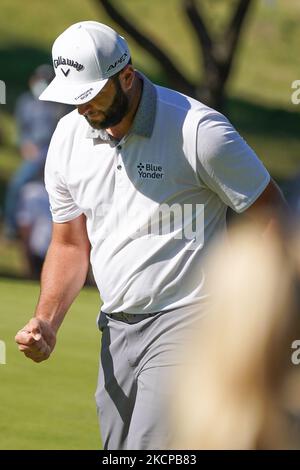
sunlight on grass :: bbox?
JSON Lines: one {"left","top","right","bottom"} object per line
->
{"left": 0, "top": 278, "right": 102, "bottom": 449}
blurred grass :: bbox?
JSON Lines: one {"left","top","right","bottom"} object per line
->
{"left": 0, "top": 278, "right": 102, "bottom": 449}
{"left": 0, "top": 237, "right": 25, "bottom": 278}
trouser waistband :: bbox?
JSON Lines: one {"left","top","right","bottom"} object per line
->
{"left": 102, "top": 311, "right": 158, "bottom": 324}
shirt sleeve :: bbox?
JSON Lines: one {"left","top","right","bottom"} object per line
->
{"left": 196, "top": 111, "right": 270, "bottom": 213}
{"left": 44, "top": 121, "right": 83, "bottom": 223}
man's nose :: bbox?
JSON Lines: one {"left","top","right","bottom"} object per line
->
{"left": 77, "top": 102, "right": 92, "bottom": 116}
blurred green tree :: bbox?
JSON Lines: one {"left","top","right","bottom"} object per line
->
{"left": 97, "top": 0, "right": 254, "bottom": 110}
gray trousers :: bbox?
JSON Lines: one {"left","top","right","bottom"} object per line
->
{"left": 95, "top": 303, "right": 204, "bottom": 450}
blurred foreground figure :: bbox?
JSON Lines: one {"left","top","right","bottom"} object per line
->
{"left": 171, "top": 217, "right": 300, "bottom": 449}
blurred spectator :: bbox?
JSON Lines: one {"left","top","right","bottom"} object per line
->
{"left": 4, "top": 64, "right": 70, "bottom": 239}
{"left": 171, "top": 217, "right": 300, "bottom": 449}
{"left": 16, "top": 180, "right": 52, "bottom": 279}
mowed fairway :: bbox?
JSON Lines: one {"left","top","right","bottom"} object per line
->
{"left": 0, "top": 278, "right": 103, "bottom": 449}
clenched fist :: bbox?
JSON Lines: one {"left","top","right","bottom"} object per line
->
{"left": 15, "top": 318, "right": 57, "bottom": 363}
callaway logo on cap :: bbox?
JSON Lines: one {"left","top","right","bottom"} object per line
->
{"left": 39, "top": 21, "right": 131, "bottom": 105}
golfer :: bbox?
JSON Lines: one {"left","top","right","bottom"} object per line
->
{"left": 15, "top": 21, "right": 287, "bottom": 450}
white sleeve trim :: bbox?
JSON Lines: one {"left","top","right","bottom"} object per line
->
{"left": 51, "top": 209, "right": 84, "bottom": 224}
{"left": 235, "top": 173, "right": 271, "bottom": 214}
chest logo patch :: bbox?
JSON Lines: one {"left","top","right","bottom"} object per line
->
{"left": 137, "top": 162, "right": 164, "bottom": 180}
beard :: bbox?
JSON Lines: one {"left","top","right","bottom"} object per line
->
{"left": 85, "top": 79, "right": 129, "bottom": 130}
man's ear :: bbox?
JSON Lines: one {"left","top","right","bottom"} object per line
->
{"left": 119, "top": 65, "right": 135, "bottom": 92}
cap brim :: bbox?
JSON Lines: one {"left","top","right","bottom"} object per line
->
{"left": 39, "top": 76, "right": 108, "bottom": 105}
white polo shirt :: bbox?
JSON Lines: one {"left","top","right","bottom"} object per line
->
{"left": 45, "top": 73, "right": 270, "bottom": 313}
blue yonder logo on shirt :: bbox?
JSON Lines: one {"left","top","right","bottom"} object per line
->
{"left": 137, "top": 163, "right": 164, "bottom": 180}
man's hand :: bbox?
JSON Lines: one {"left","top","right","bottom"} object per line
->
{"left": 15, "top": 318, "right": 56, "bottom": 363}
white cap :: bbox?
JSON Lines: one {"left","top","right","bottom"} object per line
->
{"left": 39, "top": 21, "right": 131, "bottom": 105}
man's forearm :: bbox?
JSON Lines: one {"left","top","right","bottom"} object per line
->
{"left": 242, "top": 179, "right": 290, "bottom": 234}
{"left": 15, "top": 215, "right": 90, "bottom": 362}
{"left": 34, "top": 241, "right": 90, "bottom": 333}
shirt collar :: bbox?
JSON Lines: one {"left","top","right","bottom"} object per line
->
{"left": 85, "top": 71, "right": 157, "bottom": 141}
